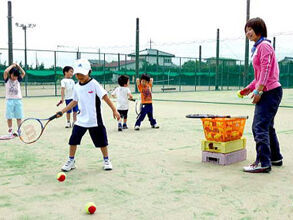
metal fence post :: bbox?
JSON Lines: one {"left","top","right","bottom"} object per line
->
{"left": 54, "top": 51, "right": 57, "bottom": 96}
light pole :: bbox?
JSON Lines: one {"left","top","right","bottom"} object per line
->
{"left": 15, "top": 22, "right": 36, "bottom": 96}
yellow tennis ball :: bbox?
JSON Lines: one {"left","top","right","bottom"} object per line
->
{"left": 237, "top": 90, "right": 243, "bottom": 98}
{"left": 56, "top": 172, "right": 66, "bottom": 182}
{"left": 85, "top": 202, "right": 96, "bottom": 214}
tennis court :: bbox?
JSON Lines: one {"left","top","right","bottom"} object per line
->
{"left": 0, "top": 89, "right": 293, "bottom": 219}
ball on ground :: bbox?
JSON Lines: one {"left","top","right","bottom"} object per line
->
{"left": 237, "top": 90, "right": 243, "bottom": 98}
{"left": 56, "top": 172, "right": 66, "bottom": 182}
{"left": 85, "top": 202, "right": 96, "bottom": 214}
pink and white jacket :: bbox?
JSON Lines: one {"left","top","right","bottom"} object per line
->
{"left": 247, "top": 41, "right": 281, "bottom": 92}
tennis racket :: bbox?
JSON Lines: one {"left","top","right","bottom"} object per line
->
{"left": 134, "top": 98, "right": 141, "bottom": 116}
{"left": 18, "top": 112, "right": 63, "bottom": 144}
{"left": 186, "top": 114, "right": 248, "bottom": 119}
{"left": 107, "top": 86, "right": 118, "bottom": 96}
{"left": 56, "top": 100, "right": 62, "bottom": 107}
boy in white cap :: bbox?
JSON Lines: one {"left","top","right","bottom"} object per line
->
{"left": 58, "top": 59, "right": 120, "bottom": 171}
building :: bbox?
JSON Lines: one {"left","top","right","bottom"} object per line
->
{"left": 89, "top": 59, "right": 143, "bottom": 71}
{"left": 88, "top": 59, "right": 108, "bottom": 67}
{"left": 205, "top": 57, "right": 238, "bottom": 66}
{"left": 128, "top": 48, "right": 175, "bottom": 66}
{"left": 279, "top": 57, "right": 293, "bottom": 65}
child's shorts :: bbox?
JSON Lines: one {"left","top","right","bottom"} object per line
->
{"left": 69, "top": 125, "right": 108, "bottom": 148}
{"left": 6, "top": 99, "right": 23, "bottom": 119}
{"left": 65, "top": 99, "right": 79, "bottom": 113}
{"left": 118, "top": 109, "right": 128, "bottom": 119}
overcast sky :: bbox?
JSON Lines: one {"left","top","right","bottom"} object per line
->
{"left": 1, "top": 0, "right": 293, "bottom": 65}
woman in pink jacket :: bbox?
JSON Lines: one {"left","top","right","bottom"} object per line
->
{"left": 241, "top": 18, "right": 283, "bottom": 173}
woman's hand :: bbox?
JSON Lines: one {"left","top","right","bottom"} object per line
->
{"left": 251, "top": 93, "right": 261, "bottom": 104}
{"left": 241, "top": 87, "right": 251, "bottom": 96}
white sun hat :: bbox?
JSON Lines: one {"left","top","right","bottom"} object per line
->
{"left": 73, "top": 59, "right": 91, "bottom": 75}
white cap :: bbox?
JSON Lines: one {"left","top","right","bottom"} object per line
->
{"left": 73, "top": 59, "right": 91, "bottom": 75}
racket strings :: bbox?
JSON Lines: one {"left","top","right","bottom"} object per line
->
{"left": 19, "top": 119, "right": 43, "bottom": 143}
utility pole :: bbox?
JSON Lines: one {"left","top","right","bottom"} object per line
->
{"left": 149, "top": 39, "right": 153, "bottom": 49}
{"left": 8, "top": 1, "right": 13, "bottom": 65}
{"left": 244, "top": 0, "right": 250, "bottom": 87}
{"left": 15, "top": 23, "right": 36, "bottom": 96}
{"left": 215, "top": 29, "right": 220, "bottom": 90}
{"left": 135, "top": 18, "right": 139, "bottom": 93}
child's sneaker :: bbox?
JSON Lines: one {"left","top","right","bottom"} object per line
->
{"left": 65, "top": 122, "right": 71, "bottom": 128}
{"left": 134, "top": 126, "right": 140, "bottom": 130}
{"left": 8, "top": 128, "right": 13, "bottom": 135}
{"left": 118, "top": 124, "right": 123, "bottom": 131}
{"left": 61, "top": 159, "right": 76, "bottom": 172}
{"left": 103, "top": 160, "right": 112, "bottom": 170}
{"left": 151, "top": 124, "right": 159, "bottom": 129}
{"left": 123, "top": 124, "right": 128, "bottom": 129}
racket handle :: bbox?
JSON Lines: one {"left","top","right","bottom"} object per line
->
{"left": 57, "top": 100, "right": 62, "bottom": 106}
{"left": 49, "top": 112, "right": 63, "bottom": 120}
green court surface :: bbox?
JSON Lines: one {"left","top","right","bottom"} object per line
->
{"left": 0, "top": 89, "right": 293, "bottom": 219}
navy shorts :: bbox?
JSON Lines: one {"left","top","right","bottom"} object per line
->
{"left": 69, "top": 125, "right": 108, "bottom": 148}
{"left": 118, "top": 109, "right": 128, "bottom": 119}
{"left": 65, "top": 99, "right": 79, "bottom": 113}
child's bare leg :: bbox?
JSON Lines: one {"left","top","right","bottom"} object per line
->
{"left": 66, "top": 113, "right": 71, "bottom": 122}
{"left": 100, "top": 146, "right": 108, "bottom": 158}
{"left": 16, "top": 119, "right": 22, "bottom": 127}
{"left": 69, "top": 145, "right": 77, "bottom": 157}
{"left": 73, "top": 112, "right": 77, "bottom": 123}
{"left": 123, "top": 118, "right": 127, "bottom": 124}
{"left": 7, "top": 119, "right": 12, "bottom": 129}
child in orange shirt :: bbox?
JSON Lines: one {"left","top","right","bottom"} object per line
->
{"left": 134, "top": 74, "right": 159, "bottom": 130}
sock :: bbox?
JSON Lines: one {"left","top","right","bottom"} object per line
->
{"left": 104, "top": 156, "right": 109, "bottom": 162}
{"left": 118, "top": 122, "right": 122, "bottom": 127}
{"left": 69, "top": 156, "right": 74, "bottom": 161}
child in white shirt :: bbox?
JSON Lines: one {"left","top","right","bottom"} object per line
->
{"left": 111, "top": 75, "right": 133, "bottom": 131}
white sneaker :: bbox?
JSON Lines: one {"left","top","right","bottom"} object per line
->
{"left": 8, "top": 128, "right": 13, "bottom": 135}
{"left": 61, "top": 159, "right": 76, "bottom": 172}
{"left": 103, "top": 160, "right": 112, "bottom": 170}
{"left": 134, "top": 126, "right": 140, "bottom": 130}
{"left": 65, "top": 122, "right": 71, "bottom": 128}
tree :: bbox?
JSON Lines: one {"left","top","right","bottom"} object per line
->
{"left": 39, "top": 62, "right": 45, "bottom": 70}
{"left": 182, "top": 60, "right": 196, "bottom": 72}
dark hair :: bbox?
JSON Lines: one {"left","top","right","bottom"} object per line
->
{"left": 9, "top": 67, "right": 20, "bottom": 77}
{"left": 140, "top": 73, "right": 150, "bottom": 82}
{"left": 63, "top": 66, "right": 73, "bottom": 75}
{"left": 118, "top": 75, "right": 129, "bottom": 86}
{"left": 245, "top": 17, "right": 267, "bottom": 37}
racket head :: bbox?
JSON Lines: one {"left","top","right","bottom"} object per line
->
{"left": 18, "top": 118, "right": 44, "bottom": 144}
{"left": 135, "top": 99, "right": 141, "bottom": 116}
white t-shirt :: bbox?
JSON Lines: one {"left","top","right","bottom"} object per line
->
{"left": 73, "top": 78, "right": 107, "bottom": 128}
{"left": 61, "top": 78, "right": 75, "bottom": 100}
{"left": 5, "top": 77, "right": 22, "bottom": 99}
{"left": 111, "top": 87, "right": 131, "bottom": 110}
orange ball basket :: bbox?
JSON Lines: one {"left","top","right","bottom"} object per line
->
{"left": 201, "top": 118, "right": 246, "bottom": 142}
